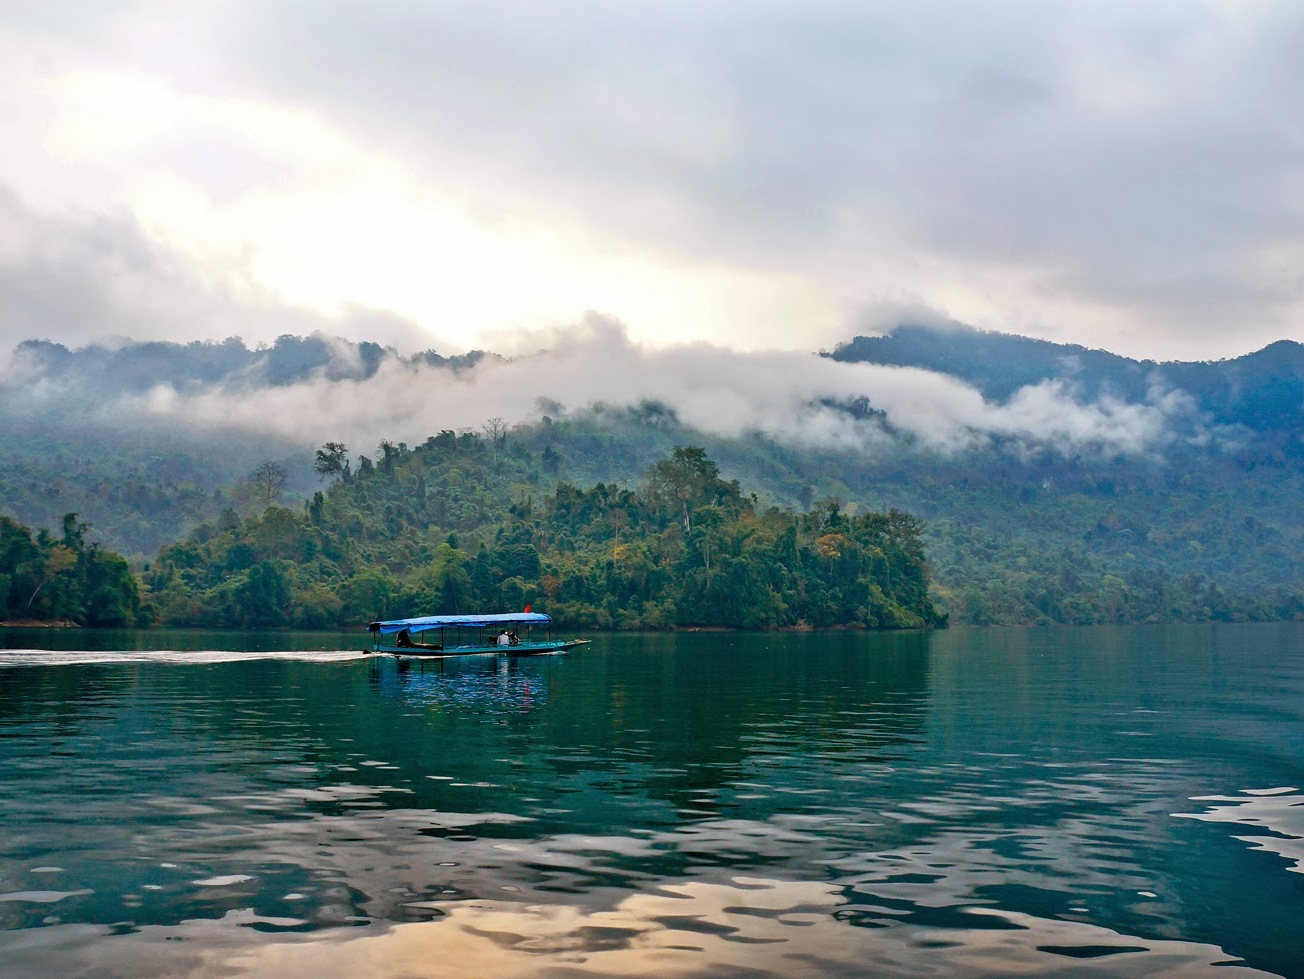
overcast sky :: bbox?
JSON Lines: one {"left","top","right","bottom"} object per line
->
{"left": 0, "top": 1, "right": 1300, "bottom": 361}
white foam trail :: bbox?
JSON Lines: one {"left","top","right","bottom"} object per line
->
{"left": 0, "top": 650, "right": 373, "bottom": 668}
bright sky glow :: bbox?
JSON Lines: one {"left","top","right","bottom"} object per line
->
{"left": 0, "top": 2, "right": 1300, "bottom": 359}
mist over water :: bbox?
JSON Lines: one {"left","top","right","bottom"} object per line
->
{"left": 0, "top": 625, "right": 1301, "bottom": 977}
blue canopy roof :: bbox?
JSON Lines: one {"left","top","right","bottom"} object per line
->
{"left": 370, "top": 612, "right": 551, "bottom": 635}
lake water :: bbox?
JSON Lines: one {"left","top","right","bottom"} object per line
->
{"left": 0, "top": 624, "right": 1301, "bottom": 977}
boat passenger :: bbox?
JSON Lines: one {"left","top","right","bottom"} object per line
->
{"left": 497, "top": 630, "right": 511, "bottom": 646}
{"left": 397, "top": 628, "right": 413, "bottom": 647}
{"left": 507, "top": 630, "right": 520, "bottom": 645}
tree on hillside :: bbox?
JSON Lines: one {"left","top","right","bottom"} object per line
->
{"left": 314, "top": 442, "right": 351, "bottom": 482}
{"left": 251, "top": 462, "right": 288, "bottom": 509}
{"left": 24, "top": 543, "right": 77, "bottom": 614}
{"left": 377, "top": 440, "right": 410, "bottom": 474}
{"left": 483, "top": 417, "right": 508, "bottom": 461}
{"left": 644, "top": 446, "right": 741, "bottom": 534}
{"left": 230, "top": 461, "right": 288, "bottom": 514}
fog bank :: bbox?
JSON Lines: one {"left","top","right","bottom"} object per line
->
{"left": 1, "top": 318, "right": 1203, "bottom": 460}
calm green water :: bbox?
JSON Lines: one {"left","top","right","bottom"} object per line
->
{"left": 0, "top": 625, "right": 1301, "bottom": 977}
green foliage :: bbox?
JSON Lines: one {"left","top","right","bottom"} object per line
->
{"left": 0, "top": 513, "right": 149, "bottom": 626}
{"left": 144, "top": 441, "right": 944, "bottom": 631}
{"left": 314, "top": 442, "right": 351, "bottom": 483}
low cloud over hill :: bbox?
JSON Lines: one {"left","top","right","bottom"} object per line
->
{"left": 2, "top": 318, "right": 1216, "bottom": 460}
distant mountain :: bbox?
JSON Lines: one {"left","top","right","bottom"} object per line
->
{"left": 10, "top": 333, "right": 488, "bottom": 393}
{"left": 831, "top": 325, "right": 1304, "bottom": 440}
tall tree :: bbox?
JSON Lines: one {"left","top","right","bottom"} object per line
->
{"left": 250, "top": 462, "right": 288, "bottom": 509}
{"left": 483, "top": 417, "right": 508, "bottom": 461}
{"left": 645, "top": 446, "right": 725, "bottom": 534}
{"left": 314, "top": 442, "right": 351, "bottom": 482}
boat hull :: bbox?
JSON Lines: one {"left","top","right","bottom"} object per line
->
{"left": 371, "top": 638, "right": 589, "bottom": 658}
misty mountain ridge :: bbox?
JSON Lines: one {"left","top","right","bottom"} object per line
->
{"left": 9, "top": 333, "right": 490, "bottom": 394}
{"left": 832, "top": 324, "right": 1304, "bottom": 442}
{"left": 10, "top": 324, "right": 1301, "bottom": 452}
{"left": 0, "top": 323, "right": 1296, "bottom": 491}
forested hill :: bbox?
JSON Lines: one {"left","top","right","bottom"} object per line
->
{"left": 11, "top": 334, "right": 488, "bottom": 391}
{"left": 144, "top": 442, "right": 944, "bottom": 632}
{"left": 832, "top": 325, "right": 1304, "bottom": 439}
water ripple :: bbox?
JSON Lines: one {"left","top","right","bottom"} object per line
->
{"left": 1176, "top": 787, "right": 1304, "bottom": 874}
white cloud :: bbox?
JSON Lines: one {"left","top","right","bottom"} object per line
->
{"left": 24, "top": 317, "right": 1195, "bottom": 459}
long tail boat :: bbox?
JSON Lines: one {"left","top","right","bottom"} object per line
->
{"left": 367, "top": 611, "right": 588, "bottom": 657}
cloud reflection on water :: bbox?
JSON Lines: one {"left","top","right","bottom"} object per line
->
{"left": 2, "top": 877, "right": 1270, "bottom": 978}
{"left": 1176, "top": 788, "right": 1304, "bottom": 876}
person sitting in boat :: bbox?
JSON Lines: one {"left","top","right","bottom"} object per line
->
{"left": 497, "top": 630, "right": 511, "bottom": 646}
{"left": 395, "top": 627, "right": 441, "bottom": 651}
{"left": 507, "top": 630, "right": 520, "bottom": 645}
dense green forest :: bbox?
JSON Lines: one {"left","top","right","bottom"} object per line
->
{"left": 0, "top": 514, "right": 148, "bottom": 626}
{"left": 501, "top": 408, "right": 1304, "bottom": 625}
{"left": 142, "top": 441, "right": 943, "bottom": 631}
{"left": 129, "top": 422, "right": 1304, "bottom": 630}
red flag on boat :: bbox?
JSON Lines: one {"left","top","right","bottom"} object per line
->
{"left": 524, "top": 604, "right": 532, "bottom": 613}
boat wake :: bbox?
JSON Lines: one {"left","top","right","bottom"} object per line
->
{"left": 0, "top": 650, "right": 373, "bottom": 668}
